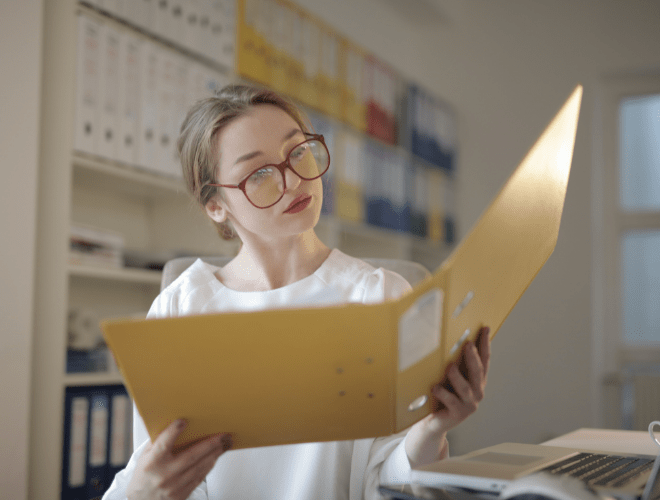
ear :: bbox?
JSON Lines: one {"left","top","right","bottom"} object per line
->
{"left": 205, "top": 196, "right": 228, "bottom": 224}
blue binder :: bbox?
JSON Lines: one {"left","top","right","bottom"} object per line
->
{"left": 86, "top": 389, "right": 110, "bottom": 500}
{"left": 107, "top": 385, "right": 132, "bottom": 486}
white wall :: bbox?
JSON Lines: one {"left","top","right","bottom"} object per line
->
{"left": 0, "top": 0, "right": 44, "bottom": 497}
{"left": 299, "top": 0, "right": 660, "bottom": 454}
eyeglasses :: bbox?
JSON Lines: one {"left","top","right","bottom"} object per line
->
{"left": 207, "top": 133, "right": 330, "bottom": 209}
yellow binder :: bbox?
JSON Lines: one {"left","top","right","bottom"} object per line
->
{"left": 102, "top": 85, "right": 583, "bottom": 452}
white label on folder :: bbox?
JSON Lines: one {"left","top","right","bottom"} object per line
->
{"left": 398, "top": 288, "right": 443, "bottom": 372}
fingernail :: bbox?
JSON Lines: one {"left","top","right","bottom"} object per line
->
{"left": 177, "top": 419, "right": 187, "bottom": 430}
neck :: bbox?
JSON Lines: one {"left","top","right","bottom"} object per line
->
{"left": 224, "top": 229, "right": 332, "bottom": 291}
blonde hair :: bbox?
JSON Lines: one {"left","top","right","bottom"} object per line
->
{"left": 177, "top": 84, "right": 311, "bottom": 240}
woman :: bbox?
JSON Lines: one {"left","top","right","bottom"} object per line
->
{"left": 104, "top": 84, "right": 490, "bottom": 500}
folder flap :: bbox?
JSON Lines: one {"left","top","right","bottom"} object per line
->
{"left": 441, "top": 85, "right": 583, "bottom": 363}
{"left": 103, "top": 302, "right": 399, "bottom": 450}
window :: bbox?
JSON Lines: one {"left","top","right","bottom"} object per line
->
{"left": 595, "top": 75, "right": 660, "bottom": 430}
{"left": 619, "top": 96, "right": 660, "bottom": 347}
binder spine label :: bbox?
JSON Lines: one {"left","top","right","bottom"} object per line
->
{"left": 398, "top": 288, "right": 443, "bottom": 372}
{"left": 69, "top": 397, "right": 89, "bottom": 487}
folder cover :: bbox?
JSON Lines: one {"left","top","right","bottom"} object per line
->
{"left": 102, "top": 86, "right": 583, "bottom": 452}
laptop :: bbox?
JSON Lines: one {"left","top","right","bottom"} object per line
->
{"left": 410, "top": 442, "right": 660, "bottom": 500}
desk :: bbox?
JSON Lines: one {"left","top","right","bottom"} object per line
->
{"left": 380, "top": 428, "right": 656, "bottom": 500}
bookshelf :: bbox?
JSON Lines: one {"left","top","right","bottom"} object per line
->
{"left": 30, "top": 1, "right": 456, "bottom": 498}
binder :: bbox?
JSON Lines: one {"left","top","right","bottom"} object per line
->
{"left": 410, "top": 163, "right": 428, "bottom": 238}
{"left": 299, "top": 14, "right": 320, "bottom": 109}
{"left": 117, "top": 31, "right": 141, "bottom": 166}
{"left": 98, "top": 23, "right": 121, "bottom": 162}
{"left": 102, "top": 86, "right": 583, "bottom": 452}
{"left": 137, "top": 40, "right": 159, "bottom": 174}
{"left": 170, "top": 0, "right": 187, "bottom": 49}
{"left": 269, "top": 0, "right": 291, "bottom": 94}
{"left": 208, "top": 0, "right": 225, "bottom": 65}
{"left": 426, "top": 169, "right": 446, "bottom": 242}
{"left": 62, "top": 388, "right": 90, "bottom": 500}
{"left": 342, "top": 42, "right": 366, "bottom": 131}
{"left": 123, "top": 0, "right": 148, "bottom": 32}
{"left": 74, "top": 14, "right": 102, "bottom": 157}
{"left": 167, "top": 55, "right": 190, "bottom": 178}
{"left": 390, "top": 150, "right": 410, "bottom": 233}
{"left": 144, "top": 0, "right": 157, "bottom": 33}
{"left": 307, "top": 111, "right": 336, "bottom": 216}
{"left": 219, "top": 0, "right": 237, "bottom": 70}
{"left": 336, "top": 129, "right": 365, "bottom": 223}
{"left": 154, "top": 0, "right": 172, "bottom": 41}
{"left": 442, "top": 173, "right": 456, "bottom": 245}
{"left": 87, "top": 390, "right": 110, "bottom": 500}
{"left": 364, "top": 140, "right": 387, "bottom": 228}
{"left": 288, "top": 7, "right": 306, "bottom": 103}
{"left": 318, "top": 28, "right": 341, "bottom": 119}
{"left": 98, "top": 0, "right": 122, "bottom": 18}
{"left": 155, "top": 47, "right": 177, "bottom": 177}
{"left": 108, "top": 385, "right": 132, "bottom": 484}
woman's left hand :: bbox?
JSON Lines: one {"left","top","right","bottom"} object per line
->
{"left": 405, "top": 326, "right": 491, "bottom": 466}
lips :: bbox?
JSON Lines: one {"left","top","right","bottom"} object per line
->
{"left": 284, "top": 194, "right": 312, "bottom": 213}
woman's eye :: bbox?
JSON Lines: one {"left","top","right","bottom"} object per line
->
{"left": 289, "top": 144, "right": 308, "bottom": 160}
{"left": 248, "top": 167, "right": 275, "bottom": 183}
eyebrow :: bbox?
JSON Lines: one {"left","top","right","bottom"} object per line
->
{"left": 233, "top": 128, "right": 303, "bottom": 166}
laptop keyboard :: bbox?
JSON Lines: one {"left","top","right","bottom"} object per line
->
{"left": 540, "top": 453, "right": 654, "bottom": 488}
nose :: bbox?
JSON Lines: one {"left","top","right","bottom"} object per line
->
{"left": 283, "top": 164, "right": 301, "bottom": 192}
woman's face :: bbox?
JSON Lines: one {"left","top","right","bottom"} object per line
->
{"left": 206, "top": 104, "right": 324, "bottom": 243}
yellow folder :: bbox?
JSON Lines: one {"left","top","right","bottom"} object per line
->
{"left": 102, "top": 85, "right": 583, "bottom": 452}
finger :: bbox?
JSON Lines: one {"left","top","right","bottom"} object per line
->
{"left": 153, "top": 419, "right": 187, "bottom": 458}
{"left": 169, "top": 443, "right": 229, "bottom": 499}
{"left": 167, "top": 433, "right": 232, "bottom": 478}
{"left": 446, "top": 364, "right": 475, "bottom": 404}
{"left": 433, "top": 383, "right": 463, "bottom": 413}
{"left": 478, "top": 326, "right": 491, "bottom": 374}
{"left": 464, "top": 342, "right": 486, "bottom": 400}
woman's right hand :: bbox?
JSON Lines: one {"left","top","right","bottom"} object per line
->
{"left": 126, "top": 419, "right": 232, "bottom": 500}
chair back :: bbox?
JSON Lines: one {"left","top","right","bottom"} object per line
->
{"left": 160, "top": 255, "right": 430, "bottom": 291}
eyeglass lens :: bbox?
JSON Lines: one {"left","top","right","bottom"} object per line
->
{"left": 245, "top": 139, "right": 329, "bottom": 208}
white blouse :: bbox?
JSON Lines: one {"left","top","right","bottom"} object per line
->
{"left": 104, "top": 249, "right": 414, "bottom": 500}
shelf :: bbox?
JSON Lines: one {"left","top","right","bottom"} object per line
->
{"left": 69, "top": 264, "right": 163, "bottom": 285}
{"left": 65, "top": 371, "right": 125, "bottom": 387}
{"left": 72, "top": 152, "right": 188, "bottom": 200}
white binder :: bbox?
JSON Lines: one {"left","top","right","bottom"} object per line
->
{"left": 137, "top": 40, "right": 159, "bottom": 173}
{"left": 117, "top": 31, "right": 141, "bottom": 166}
{"left": 74, "top": 14, "right": 101, "bottom": 157}
{"left": 154, "top": 0, "right": 172, "bottom": 41}
{"left": 98, "top": 23, "right": 121, "bottom": 161}
{"left": 184, "top": 0, "right": 203, "bottom": 55}
{"left": 155, "top": 47, "right": 177, "bottom": 177}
